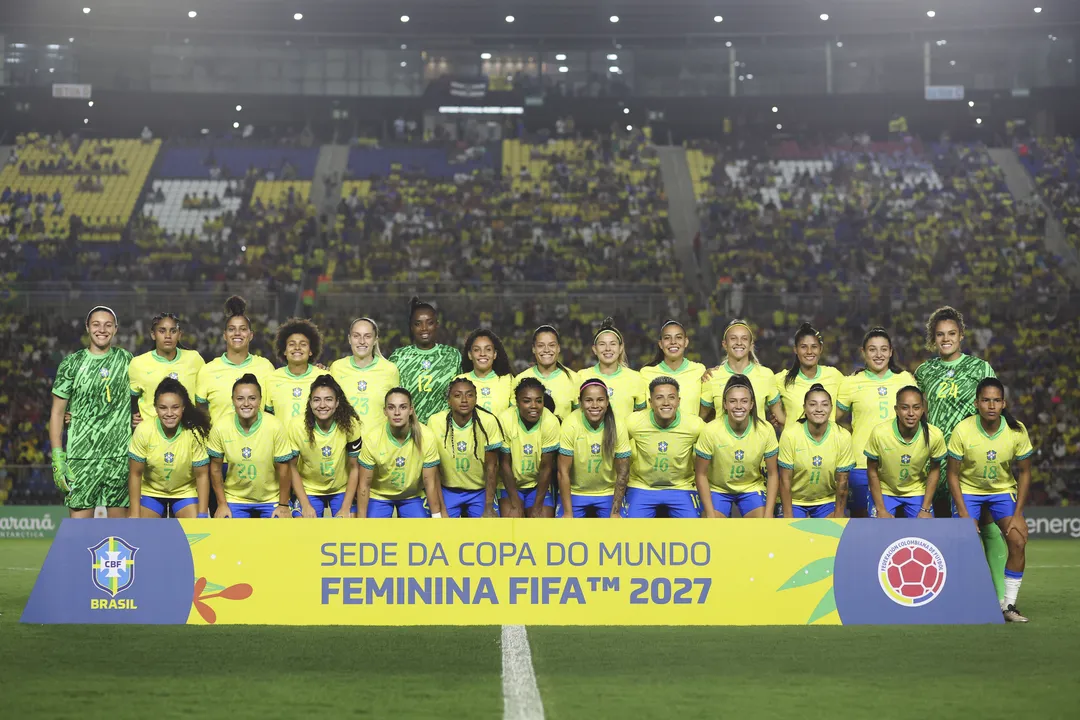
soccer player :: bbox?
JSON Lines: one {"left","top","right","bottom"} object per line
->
{"left": 50, "top": 306, "right": 134, "bottom": 518}
{"left": 576, "top": 318, "right": 648, "bottom": 424}
{"left": 695, "top": 375, "right": 780, "bottom": 518}
{"left": 499, "top": 378, "right": 561, "bottom": 518}
{"left": 289, "top": 375, "right": 362, "bottom": 518}
{"left": 865, "top": 386, "right": 946, "bottom": 519}
{"left": 700, "top": 319, "right": 784, "bottom": 427}
{"left": 915, "top": 306, "right": 1006, "bottom": 602}
{"left": 127, "top": 378, "right": 211, "bottom": 518}
{"left": 207, "top": 374, "right": 294, "bottom": 518}
{"left": 775, "top": 323, "right": 844, "bottom": 428}
{"left": 458, "top": 328, "right": 513, "bottom": 413}
{"left": 836, "top": 327, "right": 917, "bottom": 518}
{"left": 640, "top": 320, "right": 706, "bottom": 414}
{"left": 388, "top": 297, "right": 462, "bottom": 424}
{"left": 946, "top": 378, "right": 1033, "bottom": 622}
{"left": 513, "top": 325, "right": 578, "bottom": 420}
{"left": 347, "top": 388, "right": 445, "bottom": 518}
{"left": 427, "top": 378, "right": 503, "bottom": 518}
{"left": 558, "top": 379, "right": 632, "bottom": 518}
{"left": 196, "top": 296, "right": 275, "bottom": 427}
{"left": 624, "top": 377, "right": 706, "bottom": 518}
{"left": 777, "top": 384, "right": 854, "bottom": 518}
{"left": 329, "top": 317, "right": 400, "bottom": 432}
{"left": 128, "top": 312, "right": 204, "bottom": 427}
{"left": 267, "top": 318, "right": 328, "bottom": 430}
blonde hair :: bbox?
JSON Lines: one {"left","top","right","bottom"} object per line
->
{"left": 349, "top": 317, "right": 385, "bottom": 359}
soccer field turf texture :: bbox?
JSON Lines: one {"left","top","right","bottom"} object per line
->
{"left": 2, "top": 540, "right": 1078, "bottom": 720}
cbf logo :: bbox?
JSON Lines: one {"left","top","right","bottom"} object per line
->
{"left": 987, "top": 450, "right": 997, "bottom": 461}
{"left": 292, "top": 387, "right": 303, "bottom": 398}
{"left": 877, "top": 386, "right": 888, "bottom": 396}
{"left": 481, "top": 387, "right": 491, "bottom": 397}
{"left": 812, "top": 456, "right": 823, "bottom": 467}
{"left": 523, "top": 444, "right": 534, "bottom": 455}
{"left": 357, "top": 380, "right": 368, "bottom": 392}
{"left": 89, "top": 537, "right": 138, "bottom": 597}
{"left": 241, "top": 447, "right": 252, "bottom": 459}
{"left": 164, "top": 452, "right": 175, "bottom": 464}
{"left": 321, "top": 446, "right": 333, "bottom": 458}
{"left": 900, "top": 454, "right": 911, "bottom": 465}
{"left": 607, "top": 387, "right": 614, "bottom": 397}
{"left": 878, "top": 537, "right": 947, "bottom": 607}
{"left": 456, "top": 441, "right": 468, "bottom": 453}
{"left": 168, "top": 372, "right": 178, "bottom": 380}
{"left": 591, "top": 443, "right": 601, "bottom": 455}
{"left": 734, "top": 449, "right": 745, "bottom": 461}
{"left": 99, "top": 367, "right": 110, "bottom": 379}
{"left": 658, "top": 441, "right": 668, "bottom": 453}
{"left": 421, "top": 360, "right": 432, "bottom": 370}
{"left": 395, "top": 456, "right": 406, "bottom": 467}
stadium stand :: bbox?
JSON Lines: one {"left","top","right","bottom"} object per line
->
{"left": 155, "top": 144, "right": 319, "bottom": 180}
{"left": 141, "top": 179, "right": 243, "bottom": 239}
{"left": 1020, "top": 137, "right": 1080, "bottom": 243}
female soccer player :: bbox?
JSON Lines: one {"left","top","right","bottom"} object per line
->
{"left": 289, "top": 375, "right": 362, "bottom": 518}
{"left": 388, "top": 298, "right": 462, "bottom": 424}
{"left": 558, "top": 379, "right": 632, "bottom": 518}
{"left": 196, "top": 296, "right": 275, "bottom": 427}
{"left": 836, "top": 327, "right": 917, "bottom": 518}
{"left": 946, "top": 378, "right": 1033, "bottom": 622}
{"left": 695, "top": 375, "right": 780, "bottom": 518}
{"left": 458, "top": 328, "right": 513, "bottom": 413}
{"left": 427, "top": 378, "right": 503, "bottom": 518}
{"left": 775, "top": 323, "right": 844, "bottom": 429}
{"left": 127, "top": 378, "right": 211, "bottom": 518}
{"left": 865, "top": 386, "right": 946, "bottom": 519}
{"left": 513, "top": 325, "right": 578, "bottom": 420}
{"left": 207, "top": 374, "right": 294, "bottom": 518}
{"left": 347, "top": 388, "right": 445, "bottom": 518}
{"left": 499, "top": 378, "right": 561, "bottom": 518}
{"left": 128, "top": 312, "right": 205, "bottom": 426}
{"left": 700, "top": 319, "right": 784, "bottom": 427}
{"left": 329, "top": 317, "right": 400, "bottom": 432}
{"left": 50, "top": 305, "right": 134, "bottom": 518}
{"left": 624, "top": 377, "right": 706, "bottom": 518}
{"left": 576, "top": 318, "right": 647, "bottom": 424}
{"left": 777, "top": 384, "right": 854, "bottom": 518}
{"left": 268, "top": 318, "right": 328, "bottom": 430}
{"left": 640, "top": 320, "right": 706, "bottom": 414}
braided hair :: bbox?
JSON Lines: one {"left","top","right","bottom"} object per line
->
{"left": 785, "top": 322, "right": 822, "bottom": 388}
{"left": 304, "top": 375, "right": 360, "bottom": 446}
{"left": 443, "top": 377, "right": 503, "bottom": 461}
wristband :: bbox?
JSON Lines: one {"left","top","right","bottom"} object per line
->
{"left": 277, "top": 503, "right": 290, "bottom": 508}
{"left": 920, "top": 507, "right": 932, "bottom": 514}
{"left": 432, "top": 512, "right": 442, "bottom": 518}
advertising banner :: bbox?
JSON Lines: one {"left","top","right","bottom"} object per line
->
{"left": 1025, "top": 507, "right": 1080, "bottom": 538}
{"left": 0, "top": 506, "right": 66, "bottom": 540}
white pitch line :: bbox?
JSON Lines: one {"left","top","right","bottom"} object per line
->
{"left": 0, "top": 567, "right": 39, "bottom": 572}
{"left": 501, "top": 625, "right": 544, "bottom": 720}
{"left": 1027, "top": 564, "right": 1080, "bottom": 569}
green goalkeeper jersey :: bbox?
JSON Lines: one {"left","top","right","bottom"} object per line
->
{"left": 388, "top": 344, "right": 462, "bottom": 424}
{"left": 52, "top": 347, "right": 134, "bottom": 459}
{"left": 914, "top": 354, "right": 996, "bottom": 442}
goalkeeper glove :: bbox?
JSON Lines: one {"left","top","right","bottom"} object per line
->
{"left": 51, "top": 448, "right": 73, "bottom": 493}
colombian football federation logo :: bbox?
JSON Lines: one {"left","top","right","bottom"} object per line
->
{"left": 357, "top": 380, "right": 368, "bottom": 392}
{"left": 321, "top": 446, "right": 333, "bottom": 458}
{"left": 456, "top": 441, "right": 467, "bottom": 453}
{"left": 523, "top": 444, "right": 534, "bottom": 455}
{"left": 292, "top": 387, "right": 303, "bottom": 398}
{"left": 878, "top": 537, "right": 947, "bottom": 607}
{"left": 591, "top": 443, "right": 601, "bottom": 454}
{"left": 734, "top": 450, "right": 745, "bottom": 461}
{"left": 877, "top": 386, "right": 888, "bottom": 396}
{"left": 89, "top": 537, "right": 138, "bottom": 597}
{"left": 986, "top": 450, "right": 997, "bottom": 461}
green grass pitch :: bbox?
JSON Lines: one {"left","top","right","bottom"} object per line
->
{"left": 2, "top": 539, "right": 1078, "bottom": 719}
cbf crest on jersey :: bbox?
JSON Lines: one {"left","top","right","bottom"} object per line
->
{"left": 89, "top": 536, "right": 138, "bottom": 597}
{"left": 877, "top": 386, "right": 888, "bottom": 396}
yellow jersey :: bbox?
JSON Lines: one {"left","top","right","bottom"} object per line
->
{"left": 513, "top": 366, "right": 579, "bottom": 420}
{"left": 457, "top": 371, "right": 513, "bottom": 414}
{"left": 626, "top": 410, "right": 705, "bottom": 491}
{"left": 946, "top": 415, "right": 1034, "bottom": 495}
{"left": 694, "top": 416, "right": 779, "bottom": 494}
{"left": 267, "top": 365, "right": 330, "bottom": 430}
{"left": 575, "top": 365, "right": 648, "bottom": 423}
{"left": 864, "top": 420, "right": 947, "bottom": 497}
{"left": 778, "top": 422, "right": 855, "bottom": 506}
{"left": 358, "top": 422, "right": 441, "bottom": 502}
{"left": 700, "top": 362, "right": 780, "bottom": 418}
{"left": 128, "top": 348, "right": 205, "bottom": 422}
{"left": 836, "top": 369, "right": 917, "bottom": 469}
{"left": 774, "top": 365, "right": 845, "bottom": 428}
{"left": 196, "top": 354, "right": 276, "bottom": 427}
{"left": 640, "top": 359, "right": 707, "bottom": 414}
{"left": 329, "top": 355, "right": 400, "bottom": 433}
{"left": 206, "top": 412, "right": 294, "bottom": 504}
{"left": 558, "top": 409, "right": 632, "bottom": 495}
{"left": 127, "top": 419, "right": 208, "bottom": 499}
{"left": 426, "top": 409, "right": 505, "bottom": 491}
{"left": 498, "top": 407, "right": 561, "bottom": 491}
{"left": 290, "top": 420, "right": 363, "bottom": 496}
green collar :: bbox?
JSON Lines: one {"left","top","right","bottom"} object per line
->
{"left": 802, "top": 421, "right": 831, "bottom": 446}
{"left": 659, "top": 358, "right": 689, "bottom": 375}
{"left": 221, "top": 353, "right": 252, "bottom": 369}
{"left": 892, "top": 419, "right": 922, "bottom": 445}
{"left": 723, "top": 360, "right": 755, "bottom": 376}
{"left": 863, "top": 368, "right": 894, "bottom": 381}
{"left": 650, "top": 410, "right": 681, "bottom": 431}
{"left": 532, "top": 365, "right": 563, "bottom": 381}
{"left": 349, "top": 355, "right": 379, "bottom": 371}
{"left": 151, "top": 349, "right": 181, "bottom": 365}
{"left": 285, "top": 364, "right": 315, "bottom": 380}
{"left": 798, "top": 367, "right": 821, "bottom": 382}
{"left": 723, "top": 415, "right": 751, "bottom": 440}
{"left": 451, "top": 415, "right": 473, "bottom": 432}
{"left": 592, "top": 364, "right": 622, "bottom": 378}
{"left": 314, "top": 421, "right": 337, "bottom": 437}
{"left": 580, "top": 409, "right": 605, "bottom": 433}
{"left": 976, "top": 416, "right": 1005, "bottom": 440}
{"left": 234, "top": 412, "right": 263, "bottom": 436}
{"left": 939, "top": 353, "right": 967, "bottom": 366}
{"left": 155, "top": 418, "right": 181, "bottom": 443}
{"left": 518, "top": 413, "right": 542, "bottom": 434}
{"left": 386, "top": 423, "right": 413, "bottom": 447}
{"left": 468, "top": 369, "right": 496, "bottom": 381}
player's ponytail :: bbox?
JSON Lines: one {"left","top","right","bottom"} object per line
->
{"left": 154, "top": 377, "right": 211, "bottom": 443}
{"left": 896, "top": 385, "right": 930, "bottom": 449}
{"left": 785, "top": 323, "right": 822, "bottom": 388}
{"left": 722, "top": 373, "right": 760, "bottom": 426}
{"left": 797, "top": 383, "right": 831, "bottom": 424}
{"left": 223, "top": 295, "right": 250, "bottom": 329}
{"left": 592, "top": 317, "right": 629, "bottom": 368}
{"left": 409, "top": 296, "right": 437, "bottom": 322}
{"left": 579, "top": 379, "right": 616, "bottom": 461}
{"left": 304, "top": 375, "right": 360, "bottom": 446}
{"left": 861, "top": 326, "right": 904, "bottom": 375}
{"left": 976, "top": 377, "right": 1022, "bottom": 431}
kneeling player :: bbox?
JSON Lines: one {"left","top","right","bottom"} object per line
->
{"left": 778, "top": 384, "right": 854, "bottom": 518}
{"left": 865, "top": 387, "right": 945, "bottom": 518}
{"left": 290, "top": 375, "right": 363, "bottom": 518}
{"left": 558, "top": 379, "right": 632, "bottom": 518}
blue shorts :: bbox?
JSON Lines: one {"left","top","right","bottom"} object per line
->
{"left": 443, "top": 488, "right": 496, "bottom": 518}
{"left": 872, "top": 494, "right": 930, "bottom": 518}
{"left": 366, "top": 496, "right": 431, "bottom": 518}
{"left": 625, "top": 487, "right": 701, "bottom": 519}
{"left": 560, "top": 494, "right": 615, "bottom": 518}
{"left": 790, "top": 502, "right": 836, "bottom": 519}
{"left": 228, "top": 502, "right": 277, "bottom": 518}
{"left": 847, "top": 469, "right": 870, "bottom": 515}
{"left": 141, "top": 496, "right": 198, "bottom": 516}
{"left": 952, "top": 492, "right": 1017, "bottom": 523}
{"left": 710, "top": 490, "right": 766, "bottom": 517}
{"left": 501, "top": 486, "right": 555, "bottom": 509}
{"left": 292, "top": 492, "right": 351, "bottom": 518}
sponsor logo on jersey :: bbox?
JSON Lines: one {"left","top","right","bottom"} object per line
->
{"left": 878, "top": 537, "right": 947, "bottom": 607}
{"left": 89, "top": 536, "right": 138, "bottom": 597}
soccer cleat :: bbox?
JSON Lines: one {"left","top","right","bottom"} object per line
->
{"left": 1003, "top": 604, "right": 1029, "bottom": 623}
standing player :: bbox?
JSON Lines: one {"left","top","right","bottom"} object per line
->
{"left": 576, "top": 318, "right": 647, "bottom": 423}
{"left": 914, "top": 306, "right": 1006, "bottom": 603}
{"left": 289, "top": 375, "right": 362, "bottom": 518}
{"left": 458, "top": 328, "right": 513, "bottom": 413}
{"left": 836, "top": 327, "right": 917, "bottom": 518}
{"left": 513, "top": 325, "right": 578, "bottom": 420}
{"left": 865, "top": 386, "right": 946, "bottom": 519}
{"left": 128, "top": 312, "right": 205, "bottom": 426}
{"left": 558, "top": 379, "right": 632, "bottom": 518}
{"left": 946, "top": 378, "right": 1033, "bottom": 622}
{"left": 207, "top": 374, "right": 294, "bottom": 518}
{"left": 777, "top": 384, "right": 854, "bottom": 518}
{"left": 196, "top": 296, "right": 275, "bottom": 427}
{"left": 499, "top": 378, "right": 561, "bottom": 518}
{"left": 640, "top": 320, "right": 706, "bottom": 414}
{"left": 388, "top": 297, "right": 462, "bottom": 424}
{"left": 50, "top": 306, "right": 134, "bottom": 518}
{"left": 700, "top": 320, "right": 784, "bottom": 426}
{"left": 427, "top": 378, "right": 503, "bottom": 518}
{"left": 267, "top": 318, "right": 328, "bottom": 430}
{"left": 695, "top": 375, "right": 780, "bottom": 519}
{"left": 330, "top": 317, "right": 400, "bottom": 433}
{"left": 623, "top": 377, "right": 706, "bottom": 518}
{"left": 127, "top": 378, "right": 211, "bottom": 518}
{"left": 775, "top": 323, "right": 844, "bottom": 428}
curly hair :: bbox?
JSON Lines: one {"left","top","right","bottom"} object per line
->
{"left": 153, "top": 377, "right": 211, "bottom": 442}
{"left": 460, "top": 328, "right": 512, "bottom": 376}
{"left": 304, "top": 375, "right": 360, "bottom": 445}
{"left": 925, "top": 306, "right": 965, "bottom": 351}
{"left": 275, "top": 317, "right": 323, "bottom": 364}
